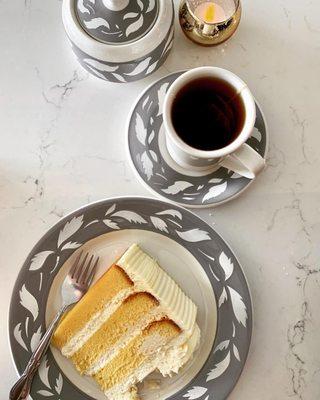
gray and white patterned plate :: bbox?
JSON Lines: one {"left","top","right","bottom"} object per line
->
{"left": 9, "top": 197, "right": 252, "bottom": 400}
{"left": 128, "top": 72, "right": 268, "bottom": 208}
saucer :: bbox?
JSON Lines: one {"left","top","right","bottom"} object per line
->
{"left": 127, "top": 71, "right": 268, "bottom": 208}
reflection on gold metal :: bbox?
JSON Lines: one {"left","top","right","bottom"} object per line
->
{"left": 179, "top": 0, "right": 242, "bottom": 46}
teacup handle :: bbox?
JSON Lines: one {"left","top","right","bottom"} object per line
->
{"left": 219, "top": 143, "right": 265, "bottom": 179}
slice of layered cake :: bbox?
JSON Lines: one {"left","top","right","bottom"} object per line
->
{"left": 53, "top": 244, "right": 200, "bottom": 400}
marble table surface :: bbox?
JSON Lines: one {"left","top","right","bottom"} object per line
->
{"left": 1, "top": 0, "right": 319, "bottom": 398}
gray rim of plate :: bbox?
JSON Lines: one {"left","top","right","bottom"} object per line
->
{"left": 9, "top": 196, "right": 252, "bottom": 400}
{"left": 128, "top": 71, "right": 268, "bottom": 208}
{"left": 76, "top": 0, "right": 159, "bottom": 45}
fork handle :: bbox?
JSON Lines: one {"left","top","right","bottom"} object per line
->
{"left": 9, "top": 306, "right": 69, "bottom": 400}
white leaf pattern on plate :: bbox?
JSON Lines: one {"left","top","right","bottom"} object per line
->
{"left": 157, "top": 82, "right": 169, "bottom": 116}
{"left": 214, "top": 340, "right": 230, "bottom": 353}
{"left": 13, "top": 323, "right": 28, "bottom": 351}
{"left": 150, "top": 216, "right": 168, "bottom": 233}
{"left": 148, "top": 130, "right": 155, "bottom": 144}
{"left": 111, "top": 72, "right": 126, "bottom": 82}
{"left": 161, "top": 27, "right": 174, "bottom": 58}
{"left": 55, "top": 373, "right": 63, "bottom": 394}
{"left": 228, "top": 286, "right": 247, "bottom": 327}
{"left": 162, "top": 181, "right": 193, "bottom": 195}
{"left": 233, "top": 344, "right": 241, "bottom": 361}
{"left": 124, "top": 57, "right": 151, "bottom": 76}
{"left": 183, "top": 386, "right": 208, "bottom": 399}
{"left": 30, "top": 326, "right": 42, "bottom": 352}
{"left": 230, "top": 172, "right": 242, "bottom": 179}
{"left": 146, "top": 0, "right": 155, "bottom": 12}
{"left": 176, "top": 229, "right": 211, "bottom": 242}
{"left": 105, "top": 204, "right": 116, "bottom": 216}
{"left": 83, "top": 58, "right": 118, "bottom": 72}
{"left": 57, "top": 215, "right": 83, "bottom": 248}
{"left": 85, "top": 65, "right": 108, "bottom": 80}
{"left": 38, "top": 356, "right": 51, "bottom": 389}
{"left": 29, "top": 251, "right": 54, "bottom": 271}
{"left": 84, "top": 17, "right": 110, "bottom": 29}
{"left": 219, "top": 252, "right": 234, "bottom": 280}
{"left": 149, "top": 150, "right": 158, "bottom": 162}
{"left": 123, "top": 12, "right": 138, "bottom": 19}
{"left": 203, "top": 182, "right": 227, "bottom": 202}
{"left": 156, "top": 209, "right": 182, "bottom": 219}
{"left": 111, "top": 210, "right": 147, "bottom": 224}
{"left": 137, "top": 0, "right": 143, "bottom": 10}
{"left": 207, "top": 351, "right": 231, "bottom": 381}
{"left": 218, "top": 287, "right": 228, "bottom": 307}
{"left": 140, "top": 151, "right": 153, "bottom": 180}
{"left": 252, "top": 127, "right": 262, "bottom": 142}
{"left": 37, "top": 390, "right": 54, "bottom": 397}
{"left": 103, "top": 219, "right": 120, "bottom": 230}
{"left": 208, "top": 178, "right": 223, "bottom": 184}
{"left": 61, "top": 241, "right": 82, "bottom": 251}
{"left": 135, "top": 113, "right": 147, "bottom": 146}
{"left": 19, "top": 284, "right": 39, "bottom": 321}
{"left": 126, "top": 14, "right": 143, "bottom": 37}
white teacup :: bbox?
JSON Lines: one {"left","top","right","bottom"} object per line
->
{"left": 163, "top": 67, "right": 266, "bottom": 179}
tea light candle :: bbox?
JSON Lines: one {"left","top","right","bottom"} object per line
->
{"left": 194, "top": 2, "right": 227, "bottom": 23}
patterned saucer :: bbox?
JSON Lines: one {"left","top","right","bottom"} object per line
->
{"left": 128, "top": 71, "right": 268, "bottom": 208}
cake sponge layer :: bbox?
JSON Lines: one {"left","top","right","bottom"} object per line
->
{"left": 53, "top": 265, "right": 133, "bottom": 350}
{"left": 93, "top": 319, "right": 180, "bottom": 392}
{"left": 71, "top": 292, "right": 159, "bottom": 374}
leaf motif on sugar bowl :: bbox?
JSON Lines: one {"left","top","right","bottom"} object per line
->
{"left": 19, "top": 284, "right": 39, "bottom": 321}
{"left": 57, "top": 215, "right": 83, "bottom": 248}
{"left": 233, "top": 344, "right": 241, "bottom": 361}
{"left": 206, "top": 351, "right": 231, "bottom": 381}
{"left": 13, "top": 323, "right": 28, "bottom": 351}
{"left": 227, "top": 286, "right": 247, "bottom": 327}
{"left": 176, "top": 228, "right": 211, "bottom": 242}
{"left": 111, "top": 210, "right": 147, "bottom": 224}
{"left": 37, "top": 389, "right": 54, "bottom": 397}
{"left": 61, "top": 241, "right": 82, "bottom": 251}
{"left": 126, "top": 14, "right": 144, "bottom": 37}
{"left": 146, "top": 0, "right": 156, "bottom": 13}
{"left": 83, "top": 59, "right": 119, "bottom": 72}
{"left": 161, "top": 181, "right": 193, "bottom": 195}
{"left": 135, "top": 113, "right": 147, "bottom": 146}
{"left": 124, "top": 57, "right": 152, "bottom": 76}
{"left": 105, "top": 203, "right": 116, "bottom": 216}
{"left": 123, "top": 12, "right": 138, "bottom": 20}
{"left": 150, "top": 216, "right": 168, "bottom": 233}
{"left": 84, "top": 17, "right": 110, "bottom": 30}
{"left": 77, "top": 0, "right": 91, "bottom": 14}
{"left": 29, "top": 250, "right": 54, "bottom": 271}
{"left": 183, "top": 386, "right": 208, "bottom": 399}
{"left": 219, "top": 252, "right": 234, "bottom": 280}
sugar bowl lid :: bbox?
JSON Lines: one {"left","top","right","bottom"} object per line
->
{"left": 76, "top": 0, "right": 160, "bottom": 45}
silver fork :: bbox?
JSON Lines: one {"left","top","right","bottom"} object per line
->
{"left": 10, "top": 251, "right": 99, "bottom": 400}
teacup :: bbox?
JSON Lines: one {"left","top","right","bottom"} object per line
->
{"left": 163, "top": 67, "right": 265, "bottom": 179}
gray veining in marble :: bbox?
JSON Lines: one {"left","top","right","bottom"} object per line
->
{"left": 0, "top": 0, "right": 319, "bottom": 399}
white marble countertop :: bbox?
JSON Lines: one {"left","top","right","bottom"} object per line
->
{"left": 1, "top": 0, "right": 319, "bottom": 398}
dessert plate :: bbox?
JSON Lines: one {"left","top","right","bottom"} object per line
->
{"left": 128, "top": 71, "right": 268, "bottom": 208}
{"left": 9, "top": 197, "right": 252, "bottom": 400}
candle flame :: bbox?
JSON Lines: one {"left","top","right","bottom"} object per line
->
{"left": 204, "top": 3, "right": 215, "bottom": 22}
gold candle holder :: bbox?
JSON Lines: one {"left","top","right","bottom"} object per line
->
{"left": 179, "top": 0, "right": 242, "bottom": 46}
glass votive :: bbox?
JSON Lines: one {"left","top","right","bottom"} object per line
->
{"left": 179, "top": 0, "right": 242, "bottom": 46}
